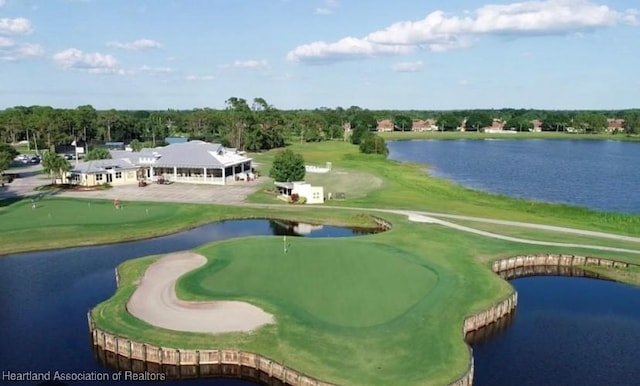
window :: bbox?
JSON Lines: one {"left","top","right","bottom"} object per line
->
{"left": 96, "top": 174, "right": 103, "bottom": 181}
{"left": 115, "top": 172, "right": 122, "bottom": 179}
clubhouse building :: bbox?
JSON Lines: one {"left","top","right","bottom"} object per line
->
{"left": 68, "top": 141, "right": 253, "bottom": 187}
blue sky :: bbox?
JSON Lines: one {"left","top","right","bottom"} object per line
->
{"left": 0, "top": 0, "right": 638, "bottom": 110}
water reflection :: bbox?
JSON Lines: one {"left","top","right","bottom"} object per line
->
{"left": 465, "top": 313, "right": 515, "bottom": 346}
{"left": 93, "top": 347, "right": 290, "bottom": 386}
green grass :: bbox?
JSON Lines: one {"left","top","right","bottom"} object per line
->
{"left": 179, "top": 237, "right": 437, "bottom": 327}
{"left": 5, "top": 138, "right": 640, "bottom": 385}
{"left": 379, "top": 131, "right": 640, "bottom": 142}
{"left": 0, "top": 197, "right": 381, "bottom": 256}
{"left": 93, "top": 215, "right": 640, "bottom": 386}
{"left": 443, "top": 219, "right": 640, "bottom": 259}
{"left": 249, "top": 141, "right": 640, "bottom": 236}
{"left": 11, "top": 144, "right": 38, "bottom": 154}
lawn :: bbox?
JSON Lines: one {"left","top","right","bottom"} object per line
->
{"left": 178, "top": 237, "right": 438, "bottom": 327}
{"left": 0, "top": 197, "right": 380, "bottom": 256}
{"left": 92, "top": 214, "right": 640, "bottom": 386}
{"left": 249, "top": 141, "right": 640, "bottom": 236}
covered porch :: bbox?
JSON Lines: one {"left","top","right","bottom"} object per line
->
{"left": 149, "top": 161, "right": 253, "bottom": 185}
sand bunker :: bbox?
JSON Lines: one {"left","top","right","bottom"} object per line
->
{"left": 127, "top": 251, "right": 274, "bottom": 334}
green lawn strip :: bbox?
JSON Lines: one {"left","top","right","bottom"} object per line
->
{"left": 581, "top": 265, "right": 640, "bottom": 286}
{"left": 249, "top": 141, "right": 639, "bottom": 236}
{"left": 379, "top": 131, "right": 640, "bottom": 142}
{"left": 0, "top": 197, "right": 381, "bottom": 256}
{"left": 437, "top": 219, "right": 640, "bottom": 258}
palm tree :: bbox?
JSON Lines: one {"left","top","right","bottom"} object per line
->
{"left": 42, "top": 152, "right": 71, "bottom": 185}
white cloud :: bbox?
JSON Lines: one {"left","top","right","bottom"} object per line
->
{"left": 0, "top": 17, "right": 34, "bottom": 35}
{"left": 286, "top": 37, "right": 413, "bottom": 62}
{"left": 0, "top": 39, "right": 44, "bottom": 61}
{"left": 15, "top": 43, "right": 44, "bottom": 56}
{"left": 220, "top": 59, "right": 271, "bottom": 70}
{"left": 288, "top": 0, "right": 638, "bottom": 63}
{"left": 107, "top": 38, "right": 161, "bottom": 50}
{"left": 367, "top": 1, "right": 636, "bottom": 46}
{"left": 53, "top": 48, "right": 121, "bottom": 74}
{"left": 186, "top": 74, "right": 215, "bottom": 81}
{"left": 0, "top": 36, "right": 13, "bottom": 48}
{"left": 315, "top": 0, "right": 338, "bottom": 15}
{"left": 391, "top": 61, "right": 423, "bottom": 72}
{"left": 137, "top": 65, "right": 172, "bottom": 75}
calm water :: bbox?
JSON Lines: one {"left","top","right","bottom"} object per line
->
{"left": 388, "top": 139, "right": 640, "bottom": 385}
{"left": 387, "top": 139, "right": 640, "bottom": 213}
{"left": 0, "top": 220, "right": 375, "bottom": 386}
{"left": 473, "top": 277, "right": 640, "bottom": 386}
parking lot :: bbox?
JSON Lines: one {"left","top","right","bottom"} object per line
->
{"left": 0, "top": 164, "right": 265, "bottom": 204}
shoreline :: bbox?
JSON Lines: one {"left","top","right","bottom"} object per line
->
{"left": 90, "top": 252, "right": 638, "bottom": 385}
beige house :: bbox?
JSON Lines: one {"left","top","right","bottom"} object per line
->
{"left": 68, "top": 140, "right": 253, "bottom": 187}
{"left": 68, "top": 159, "right": 139, "bottom": 187}
{"left": 275, "top": 181, "right": 325, "bottom": 204}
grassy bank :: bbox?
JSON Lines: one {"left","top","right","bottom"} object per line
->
{"left": 379, "top": 131, "right": 640, "bottom": 142}
{"left": 92, "top": 214, "right": 640, "bottom": 386}
{"left": 0, "top": 197, "right": 379, "bottom": 256}
{"left": 248, "top": 141, "right": 640, "bottom": 236}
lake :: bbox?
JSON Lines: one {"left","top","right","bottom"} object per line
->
{"left": 0, "top": 220, "right": 376, "bottom": 386}
{"left": 387, "top": 139, "right": 640, "bottom": 213}
{"left": 388, "top": 138, "right": 640, "bottom": 385}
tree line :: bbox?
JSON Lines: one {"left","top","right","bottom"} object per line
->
{"left": 1, "top": 100, "right": 639, "bottom": 153}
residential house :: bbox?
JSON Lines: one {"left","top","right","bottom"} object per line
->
{"left": 607, "top": 118, "right": 625, "bottom": 132}
{"left": 68, "top": 140, "right": 253, "bottom": 187}
{"left": 376, "top": 119, "right": 394, "bottom": 132}
{"left": 531, "top": 119, "right": 543, "bottom": 132}
{"left": 412, "top": 119, "right": 438, "bottom": 131}
{"left": 483, "top": 119, "right": 507, "bottom": 133}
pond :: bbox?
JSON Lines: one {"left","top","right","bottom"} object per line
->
{"left": 0, "top": 219, "right": 377, "bottom": 386}
{"left": 387, "top": 138, "right": 640, "bottom": 385}
{"left": 471, "top": 276, "right": 640, "bottom": 386}
{"left": 387, "top": 139, "right": 640, "bottom": 213}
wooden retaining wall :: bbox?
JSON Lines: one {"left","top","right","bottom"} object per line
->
{"left": 88, "top": 313, "right": 336, "bottom": 386}
{"left": 491, "top": 254, "right": 632, "bottom": 277}
{"left": 93, "top": 245, "right": 636, "bottom": 386}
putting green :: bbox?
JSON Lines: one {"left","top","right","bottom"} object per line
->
{"left": 178, "top": 237, "right": 438, "bottom": 328}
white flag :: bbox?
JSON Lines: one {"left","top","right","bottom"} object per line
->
{"left": 71, "top": 140, "right": 77, "bottom": 146}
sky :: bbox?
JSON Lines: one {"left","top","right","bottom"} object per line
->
{"left": 0, "top": 0, "right": 639, "bottom": 111}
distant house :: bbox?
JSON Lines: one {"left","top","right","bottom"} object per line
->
{"left": 412, "top": 119, "right": 438, "bottom": 132}
{"left": 531, "top": 119, "right": 543, "bottom": 132}
{"left": 607, "top": 118, "right": 625, "bottom": 132}
{"left": 68, "top": 140, "right": 253, "bottom": 187}
{"left": 376, "top": 119, "right": 394, "bottom": 132}
{"left": 275, "top": 181, "right": 324, "bottom": 204}
{"left": 483, "top": 119, "right": 507, "bottom": 133}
